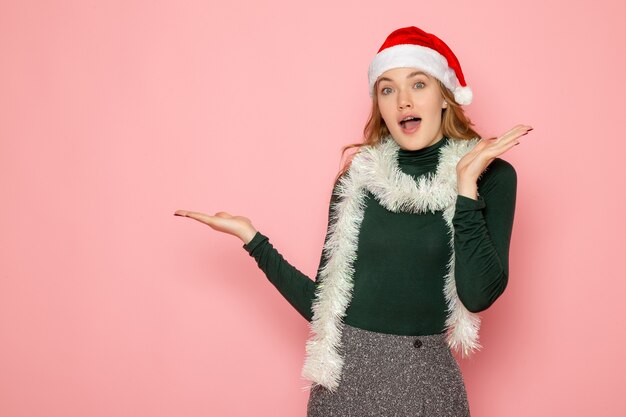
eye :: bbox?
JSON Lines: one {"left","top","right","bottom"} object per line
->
{"left": 414, "top": 81, "right": 425, "bottom": 89}
{"left": 380, "top": 86, "right": 393, "bottom": 95}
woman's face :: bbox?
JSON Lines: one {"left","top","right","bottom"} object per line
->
{"left": 376, "top": 67, "right": 447, "bottom": 150}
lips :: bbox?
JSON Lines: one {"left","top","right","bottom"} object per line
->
{"left": 399, "top": 115, "right": 422, "bottom": 133}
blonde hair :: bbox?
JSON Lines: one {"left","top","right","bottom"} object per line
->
{"left": 334, "top": 78, "right": 482, "bottom": 183}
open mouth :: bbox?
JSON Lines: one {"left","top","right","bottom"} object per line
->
{"left": 399, "top": 116, "right": 421, "bottom": 132}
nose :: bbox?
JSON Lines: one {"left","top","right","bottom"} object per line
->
{"left": 397, "top": 89, "right": 412, "bottom": 110}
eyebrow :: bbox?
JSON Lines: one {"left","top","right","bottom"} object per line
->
{"left": 378, "top": 71, "right": 429, "bottom": 83}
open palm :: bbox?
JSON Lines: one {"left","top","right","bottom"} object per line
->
{"left": 174, "top": 210, "right": 257, "bottom": 244}
{"left": 457, "top": 124, "right": 532, "bottom": 181}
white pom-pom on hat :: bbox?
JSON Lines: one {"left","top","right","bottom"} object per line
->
{"left": 454, "top": 86, "right": 473, "bottom": 105}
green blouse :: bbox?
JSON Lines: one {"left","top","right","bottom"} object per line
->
{"left": 243, "top": 137, "right": 517, "bottom": 336}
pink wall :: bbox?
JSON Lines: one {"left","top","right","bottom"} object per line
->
{"left": 1, "top": 0, "right": 625, "bottom": 416}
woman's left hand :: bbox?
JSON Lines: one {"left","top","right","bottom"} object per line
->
{"left": 457, "top": 124, "right": 533, "bottom": 183}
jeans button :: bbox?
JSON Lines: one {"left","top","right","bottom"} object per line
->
{"left": 413, "top": 338, "right": 423, "bottom": 348}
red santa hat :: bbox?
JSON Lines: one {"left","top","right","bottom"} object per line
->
{"left": 368, "top": 26, "right": 473, "bottom": 105}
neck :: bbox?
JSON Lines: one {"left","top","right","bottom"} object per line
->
{"left": 396, "top": 136, "right": 448, "bottom": 168}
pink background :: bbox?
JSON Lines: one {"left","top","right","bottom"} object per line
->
{"left": 1, "top": 0, "right": 625, "bottom": 416}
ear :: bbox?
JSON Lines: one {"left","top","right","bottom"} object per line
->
{"left": 442, "top": 100, "right": 448, "bottom": 109}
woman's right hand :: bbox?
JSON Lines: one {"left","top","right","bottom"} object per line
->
{"left": 174, "top": 210, "right": 257, "bottom": 245}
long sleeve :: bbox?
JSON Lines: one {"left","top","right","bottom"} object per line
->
{"left": 453, "top": 158, "right": 517, "bottom": 313}
{"left": 242, "top": 178, "right": 341, "bottom": 321}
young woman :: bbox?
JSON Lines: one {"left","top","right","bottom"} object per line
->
{"left": 175, "top": 26, "right": 532, "bottom": 417}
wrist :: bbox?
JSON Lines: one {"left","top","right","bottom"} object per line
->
{"left": 240, "top": 228, "right": 258, "bottom": 245}
{"left": 457, "top": 178, "right": 478, "bottom": 200}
